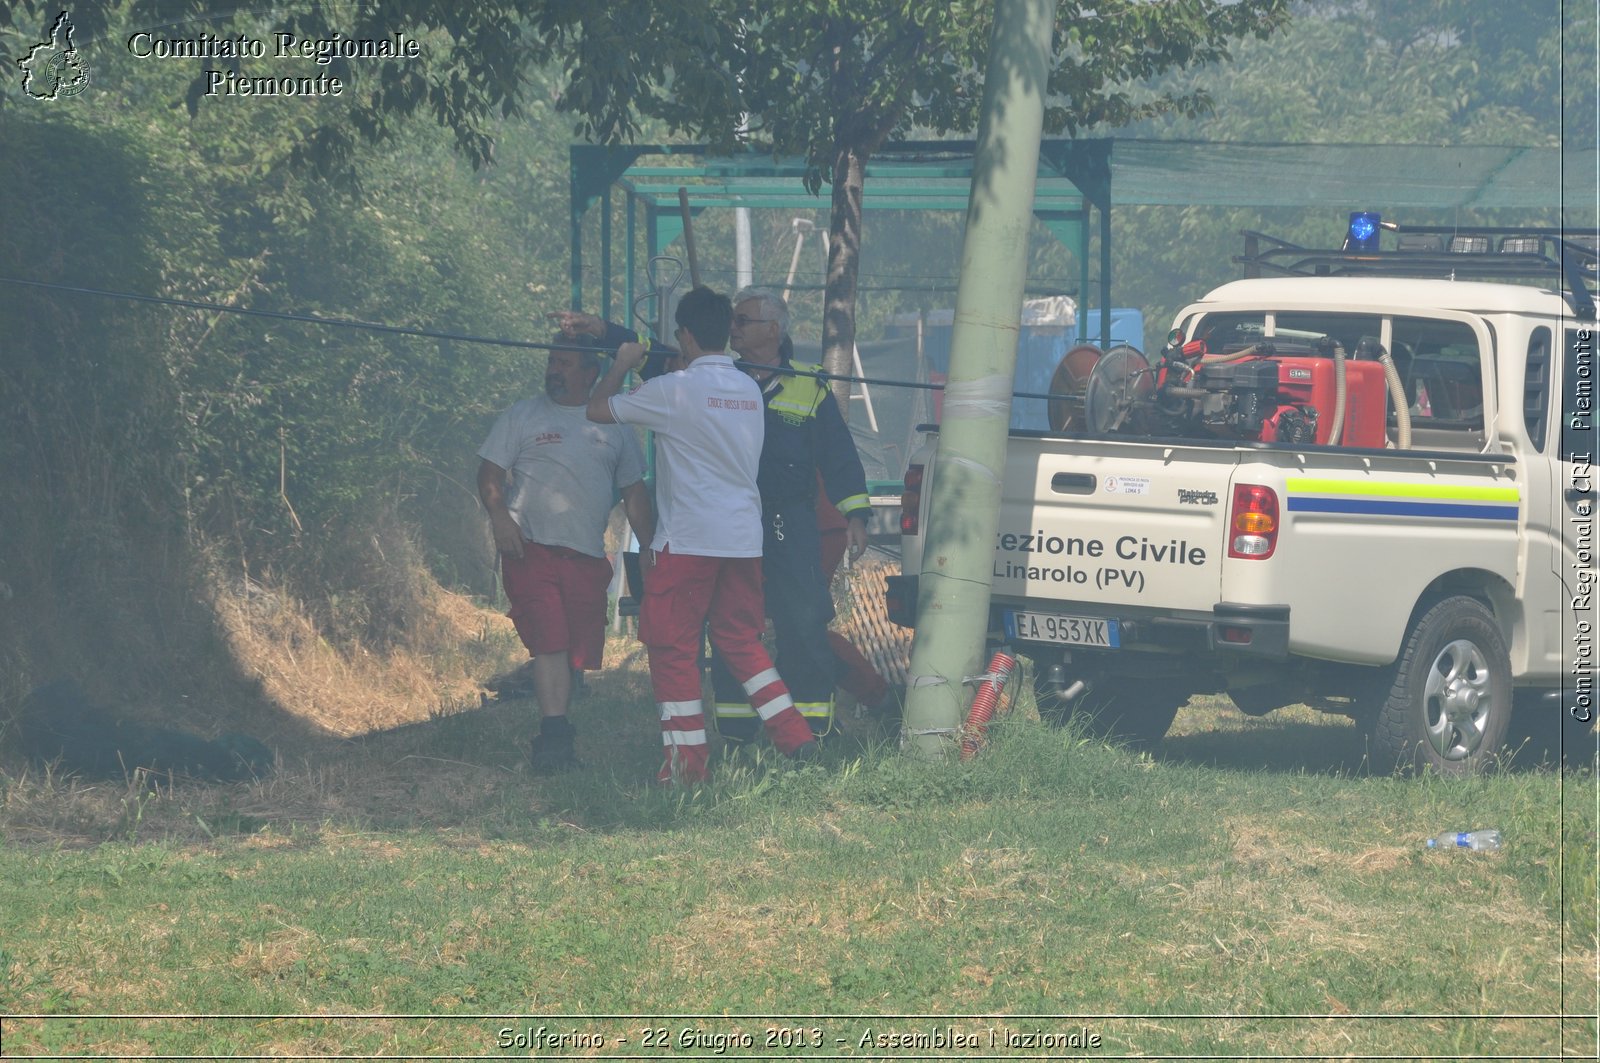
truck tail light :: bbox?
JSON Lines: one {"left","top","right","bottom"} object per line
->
{"left": 1228, "top": 483, "right": 1279, "bottom": 559}
{"left": 901, "top": 463, "right": 925, "bottom": 535}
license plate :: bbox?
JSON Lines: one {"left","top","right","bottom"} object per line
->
{"left": 1004, "top": 610, "right": 1120, "bottom": 648}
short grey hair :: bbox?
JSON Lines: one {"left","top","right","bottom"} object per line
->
{"left": 733, "top": 286, "right": 790, "bottom": 336}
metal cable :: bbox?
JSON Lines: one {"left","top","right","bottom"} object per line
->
{"left": 0, "top": 273, "right": 1086, "bottom": 404}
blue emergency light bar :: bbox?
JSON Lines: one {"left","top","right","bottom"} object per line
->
{"left": 1343, "top": 211, "right": 1381, "bottom": 252}
{"left": 1241, "top": 222, "right": 1597, "bottom": 321}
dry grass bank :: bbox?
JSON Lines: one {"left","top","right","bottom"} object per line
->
{"left": 209, "top": 572, "right": 516, "bottom": 741}
{"left": 0, "top": 551, "right": 552, "bottom": 847}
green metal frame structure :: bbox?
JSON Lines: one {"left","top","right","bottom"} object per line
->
{"left": 569, "top": 138, "right": 1116, "bottom": 348}
{"left": 569, "top": 139, "right": 1593, "bottom": 352}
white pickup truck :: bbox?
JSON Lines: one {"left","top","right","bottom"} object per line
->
{"left": 889, "top": 226, "right": 1596, "bottom": 773}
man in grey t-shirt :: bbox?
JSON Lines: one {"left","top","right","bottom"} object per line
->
{"left": 478, "top": 339, "right": 655, "bottom": 772}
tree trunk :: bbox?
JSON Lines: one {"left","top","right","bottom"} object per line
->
{"left": 901, "top": 0, "right": 1053, "bottom": 759}
{"left": 823, "top": 144, "right": 867, "bottom": 419}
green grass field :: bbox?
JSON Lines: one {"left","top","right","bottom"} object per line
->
{"left": 1, "top": 662, "right": 1595, "bottom": 1059}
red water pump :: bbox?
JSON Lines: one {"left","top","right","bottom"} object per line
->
{"left": 1048, "top": 334, "right": 1391, "bottom": 448}
{"left": 1261, "top": 354, "right": 1388, "bottom": 446}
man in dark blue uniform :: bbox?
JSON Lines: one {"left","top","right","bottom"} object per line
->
{"left": 709, "top": 287, "right": 870, "bottom": 740}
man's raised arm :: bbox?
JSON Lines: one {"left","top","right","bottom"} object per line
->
{"left": 587, "top": 341, "right": 647, "bottom": 424}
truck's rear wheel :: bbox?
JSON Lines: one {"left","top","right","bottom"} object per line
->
{"left": 1368, "top": 596, "right": 1510, "bottom": 775}
{"left": 1036, "top": 671, "right": 1185, "bottom": 748}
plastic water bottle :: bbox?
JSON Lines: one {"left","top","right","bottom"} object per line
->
{"left": 1425, "top": 830, "right": 1502, "bottom": 851}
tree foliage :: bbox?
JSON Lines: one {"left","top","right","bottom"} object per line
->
{"left": 553, "top": 0, "right": 1291, "bottom": 405}
{"left": 0, "top": 0, "right": 577, "bottom": 177}
{"left": 0, "top": 2, "right": 588, "bottom": 684}
{"left": 1, "top": 0, "right": 1285, "bottom": 393}
{"left": 1109, "top": 0, "right": 1589, "bottom": 333}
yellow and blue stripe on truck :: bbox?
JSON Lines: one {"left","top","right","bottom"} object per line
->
{"left": 1284, "top": 477, "right": 1520, "bottom": 521}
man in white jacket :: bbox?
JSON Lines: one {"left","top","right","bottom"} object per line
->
{"left": 587, "top": 287, "right": 817, "bottom": 783}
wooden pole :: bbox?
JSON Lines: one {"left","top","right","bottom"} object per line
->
{"left": 677, "top": 188, "right": 701, "bottom": 289}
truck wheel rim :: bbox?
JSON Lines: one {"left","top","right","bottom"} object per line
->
{"left": 1423, "top": 637, "right": 1492, "bottom": 761}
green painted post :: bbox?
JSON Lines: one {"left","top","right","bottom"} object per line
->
{"left": 1100, "top": 203, "right": 1112, "bottom": 349}
{"left": 902, "top": 0, "right": 1055, "bottom": 758}
{"left": 600, "top": 186, "right": 612, "bottom": 321}
{"left": 625, "top": 189, "right": 637, "bottom": 335}
{"left": 1080, "top": 212, "right": 1091, "bottom": 341}
{"left": 569, "top": 149, "right": 583, "bottom": 311}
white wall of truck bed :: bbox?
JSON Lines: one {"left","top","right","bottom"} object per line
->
{"left": 987, "top": 442, "right": 1236, "bottom": 611}
{"left": 1230, "top": 455, "right": 1523, "bottom": 665}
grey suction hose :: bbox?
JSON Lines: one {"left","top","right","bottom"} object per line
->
{"left": 1328, "top": 342, "right": 1347, "bottom": 446}
{"left": 1379, "top": 348, "right": 1412, "bottom": 449}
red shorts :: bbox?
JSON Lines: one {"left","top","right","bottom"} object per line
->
{"left": 500, "top": 541, "right": 615, "bottom": 670}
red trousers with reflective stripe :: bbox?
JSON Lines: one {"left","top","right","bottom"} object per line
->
{"left": 639, "top": 547, "right": 811, "bottom": 759}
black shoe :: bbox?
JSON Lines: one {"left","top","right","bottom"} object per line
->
{"left": 789, "top": 739, "right": 820, "bottom": 764}
{"left": 529, "top": 718, "right": 578, "bottom": 774}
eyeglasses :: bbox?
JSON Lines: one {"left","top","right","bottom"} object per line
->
{"left": 733, "top": 314, "right": 774, "bottom": 327}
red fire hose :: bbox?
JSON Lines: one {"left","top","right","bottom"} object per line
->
{"left": 960, "top": 646, "right": 1018, "bottom": 760}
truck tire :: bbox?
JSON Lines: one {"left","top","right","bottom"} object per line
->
{"left": 1369, "top": 596, "right": 1511, "bottom": 775}
{"left": 1037, "top": 674, "right": 1185, "bottom": 749}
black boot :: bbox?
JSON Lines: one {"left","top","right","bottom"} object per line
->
{"left": 529, "top": 716, "right": 578, "bottom": 774}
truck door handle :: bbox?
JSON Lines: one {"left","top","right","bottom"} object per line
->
{"left": 1051, "top": 473, "right": 1097, "bottom": 494}
{"left": 1567, "top": 486, "right": 1594, "bottom": 505}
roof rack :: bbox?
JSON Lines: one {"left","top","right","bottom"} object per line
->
{"left": 1237, "top": 225, "right": 1597, "bottom": 320}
